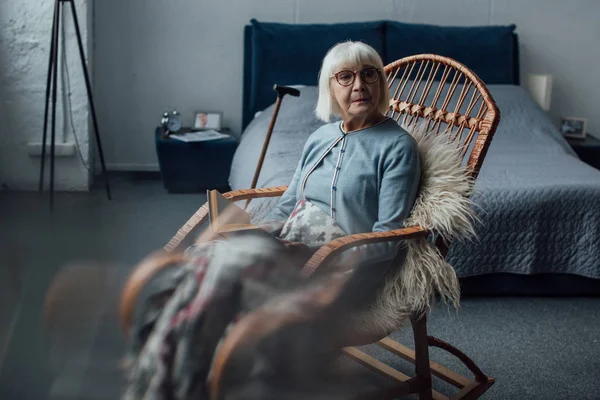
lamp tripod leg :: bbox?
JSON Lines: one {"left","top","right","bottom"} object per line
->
{"left": 68, "top": 0, "right": 111, "bottom": 200}
{"left": 39, "top": 0, "right": 60, "bottom": 196}
{"left": 49, "top": 0, "right": 63, "bottom": 211}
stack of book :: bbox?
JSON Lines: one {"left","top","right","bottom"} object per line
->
{"left": 170, "top": 129, "right": 230, "bottom": 142}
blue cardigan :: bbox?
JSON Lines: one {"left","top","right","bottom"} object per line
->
{"left": 266, "top": 117, "right": 422, "bottom": 264}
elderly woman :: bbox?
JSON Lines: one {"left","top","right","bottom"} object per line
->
{"left": 258, "top": 40, "right": 422, "bottom": 350}
{"left": 265, "top": 40, "right": 421, "bottom": 269}
{"left": 123, "top": 41, "right": 421, "bottom": 400}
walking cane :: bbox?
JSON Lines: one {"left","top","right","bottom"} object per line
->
{"left": 245, "top": 84, "right": 300, "bottom": 209}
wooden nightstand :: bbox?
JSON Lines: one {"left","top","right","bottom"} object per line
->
{"left": 567, "top": 135, "right": 600, "bottom": 170}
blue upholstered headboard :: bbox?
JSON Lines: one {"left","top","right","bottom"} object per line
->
{"left": 242, "top": 19, "right": 520, "bottom": 130}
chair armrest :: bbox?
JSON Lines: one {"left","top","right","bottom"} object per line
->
{"left": 119, "top": 251, "right": 189, "bottom": 335}
{"left": 302, "top": 225, "right": 429, "bottom": 277}
{"left": 164, "top": 185, "right": 288, "bottom": 253}
{"left": 223, "top": 185, "right": 288, "bottom": 202}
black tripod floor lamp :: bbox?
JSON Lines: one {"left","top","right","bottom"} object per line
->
{"left": 40, "top": 0, "right": 111, "bottom": 210}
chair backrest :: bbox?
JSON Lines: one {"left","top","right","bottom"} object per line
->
{"left": 384, "top": 54, "right": 500, "bottom": 181}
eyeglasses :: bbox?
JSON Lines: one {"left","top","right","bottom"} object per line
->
{"left": 331, "top": 67, "right": 380, "bottom": 86}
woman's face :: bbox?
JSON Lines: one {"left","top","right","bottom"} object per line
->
{"left": 331, "top": 64, "right": 381, "bottom": 121}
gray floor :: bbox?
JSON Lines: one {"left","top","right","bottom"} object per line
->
{"left": 1, "top": 175, "right": 599, "bottom": 400}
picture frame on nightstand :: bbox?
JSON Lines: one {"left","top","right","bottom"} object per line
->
{"left": 194, "top": 111, "right": 223, "bottom": 131}
{"left": 560, "top": 116, "right": 588, "bottom": 140}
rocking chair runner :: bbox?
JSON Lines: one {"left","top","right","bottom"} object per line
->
{"left": 119, "top": 54, "right": 500, "bottom": 400}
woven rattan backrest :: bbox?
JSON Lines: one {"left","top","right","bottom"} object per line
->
{"left": 384, "top": 54, "right": 500, "bottom": 180}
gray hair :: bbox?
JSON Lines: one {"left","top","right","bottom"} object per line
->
{"left": 315, "top": 41, "right": 390, "bottom": 122}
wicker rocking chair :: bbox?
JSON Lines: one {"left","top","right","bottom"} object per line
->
{"left": 119, "top": 54, "right": 500, "bottom": 400}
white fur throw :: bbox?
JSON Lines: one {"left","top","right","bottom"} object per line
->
{"left": 352, "top": 123, "right": 481, "bottom": 337}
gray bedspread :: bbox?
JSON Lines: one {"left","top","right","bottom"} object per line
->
{"left": 229, "top": 85, "right": 600, "bottom": 279}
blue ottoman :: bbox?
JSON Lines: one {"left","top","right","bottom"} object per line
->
{"left": 155, "top": 127, "right": 238, "bottom": 193}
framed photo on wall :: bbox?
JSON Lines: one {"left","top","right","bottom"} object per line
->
{"left": 559, "top": 116, "right": 588, "bottom": 140}
{"left": 194, "top": 111, "right": 222, "bottom": 131}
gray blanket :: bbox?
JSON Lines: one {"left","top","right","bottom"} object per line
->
{"left": 229, "top": 85, "right": 600, "bottom": 279}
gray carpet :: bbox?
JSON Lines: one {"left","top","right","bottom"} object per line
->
{"left": 0, "top": 174, "right": 599, "bottom": 400}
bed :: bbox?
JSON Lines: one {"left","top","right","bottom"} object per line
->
{"left": 229, "top": 19, "right": 600, "bottom": 295}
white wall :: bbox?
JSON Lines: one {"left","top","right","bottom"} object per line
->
{"left": 63, "top": 0, "right": 600, "bottom": 172}
{"left": 0, "top": 0, "right": 92, "bottom": 191}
